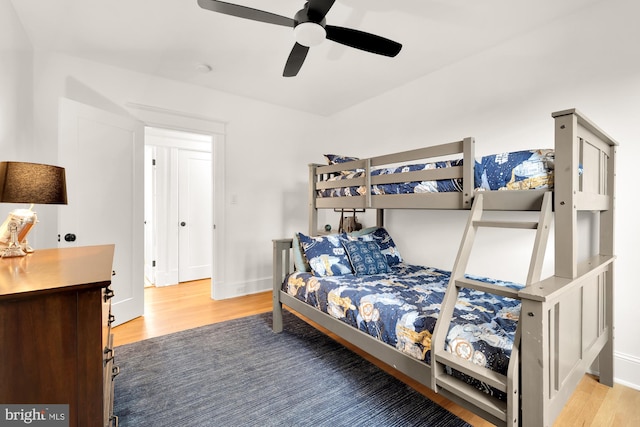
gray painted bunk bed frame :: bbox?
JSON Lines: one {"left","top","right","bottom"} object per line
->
{"left": 272, "top": 109, "right": 617, "bottom": 426}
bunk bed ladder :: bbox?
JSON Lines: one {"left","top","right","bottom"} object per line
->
{"left": 431, "top": 191, "right": 553, "bottom": 427}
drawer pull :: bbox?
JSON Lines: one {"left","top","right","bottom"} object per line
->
{"left": 104, "top": 287, "right": 115, "bottom": 302}
{"left": 110, "top": 415, "right": 119, "bottom": 427}
{"left": 104, "top": 347, "right": 114, "bottom": 364}
{"left": 112, "top": 365, "right": 120, "bottom": 378}
{"left": 108, "top": 313, "right": 116, "bottom": 326}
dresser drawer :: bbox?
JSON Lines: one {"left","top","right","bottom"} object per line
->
{"left": 102, "top": 286, "right": 115, "bottom": 349}
{"left": 103, "top": 332, "right": 118, "bottom": 427}
{"left": 102, "top": 285, "right": 117, "bottom": 427}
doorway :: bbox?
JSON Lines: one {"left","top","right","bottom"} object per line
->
{"left": 144, "top": 127, "right": 213, "bottom": 287}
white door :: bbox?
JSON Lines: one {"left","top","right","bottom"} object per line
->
{"left": 178, "top": 149, "right": 212, "bottom": 282}
{"left": 58, "top": 98, "right": 144, "bottom": 325}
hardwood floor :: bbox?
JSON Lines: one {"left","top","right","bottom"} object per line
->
{"left": 113, "top": 280, "right": 640, "bottom": 427}
{"left": 113, "top": 279, "right": 272, "bottom": 346}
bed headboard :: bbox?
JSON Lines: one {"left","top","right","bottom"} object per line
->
{"left": 552, "top": 109, "right": 618, "bottom": 279}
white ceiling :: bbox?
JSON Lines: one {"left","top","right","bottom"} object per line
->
{"left": 11, "top": 0, "right": 605, "bottom": 116}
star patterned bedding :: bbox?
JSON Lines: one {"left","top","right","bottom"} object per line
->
{"left": 284, "top": 265, "right": 522, "bottom": 399}
{"left": 287, "top": 228, "right": 523, "bottom": 400}
{"left": 318, "top": 149, "right": 554, "bottom": 198}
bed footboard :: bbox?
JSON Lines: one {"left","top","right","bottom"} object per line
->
{"left": 518, "top": 255, "right": 615, "bottom": 426}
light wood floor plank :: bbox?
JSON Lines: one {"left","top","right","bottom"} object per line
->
{"left": 113, "top": 280, "right": 639, "bottom": 427}
{"left": 113, "top": 280, "right": 272, "bottom": 346}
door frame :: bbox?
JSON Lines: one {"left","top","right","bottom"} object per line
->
{"left": 145, "top": 129, "right": 213, "bottom": 286}
{"left": 127, "top": 102, "right": 226, "bottom": 299}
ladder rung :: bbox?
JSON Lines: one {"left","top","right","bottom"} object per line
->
{"left": 436, "top": 373, "right": 507, "bottom": 421}
{"left": 474, "top": 220, "right": 538, "bottom": 229}
{"left": 435, "top": 350, "right": 508, "bottom": 392}
{"left": 455, "top": 277, "right": 521, "bottom": 299}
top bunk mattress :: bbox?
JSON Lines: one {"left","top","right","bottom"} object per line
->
{"left": 318, "top": 149, "right": 554, "bottom": 198}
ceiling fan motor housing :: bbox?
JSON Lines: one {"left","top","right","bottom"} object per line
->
{"left": 293, "top": 7, "right": 327, "bottom": 47}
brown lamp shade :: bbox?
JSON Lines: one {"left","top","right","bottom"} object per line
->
{"left": 0, "top": 162, "right": 68, "bottom": 205}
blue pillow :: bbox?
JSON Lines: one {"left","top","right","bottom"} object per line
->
{"left": 475, "top": 149, "right": 554, "bottom": 191}
{"left": 324, "top": 154, "right": 359, "bottom": 165}
{"left": 343, "top": 240, "right": 389, "bottom": 276}
{"left": 348, "top": 227, "right": 403, "bottom": 266}
{"left": 324, "top": 154, "right": 364, "bottom": 175}
{"left": 297, "top": 232, "right": 352, "bottom": 277}
{"left": 370, "top": 227, "right": 403, "bottom": 265}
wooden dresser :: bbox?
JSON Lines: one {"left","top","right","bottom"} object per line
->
{"left": 0, "top": 245, "right": 117, "bottom": 427}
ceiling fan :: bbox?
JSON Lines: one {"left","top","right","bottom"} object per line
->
{"left": 197, "top": 0, "right": 402, "bottom": 77}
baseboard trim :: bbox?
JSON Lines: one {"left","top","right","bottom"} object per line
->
{"left": 212, "top": 277, "right": 271, "bottom": 300}
{"left": 154, "top": 269, "right": 179, "bottom": 287}
{"left": 614, "top": 351, "right": 640, "bottom": 391}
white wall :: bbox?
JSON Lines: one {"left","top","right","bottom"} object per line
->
{"left": 326, "top": 0, "right": 640, "bottom": 389}
{"left": 28, "top": 51, "right": 327, "bottom": 299}
{"left": 0, "top": 1, "right": 45, "bottom": 248}
{"left": 0, "top": 0, "right": 33, "bottom": 160}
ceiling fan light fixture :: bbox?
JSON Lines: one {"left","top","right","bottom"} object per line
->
{"left": 294, "top": 22, "right": 326, "bottom": 47}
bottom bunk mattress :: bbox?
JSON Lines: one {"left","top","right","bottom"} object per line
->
{"left": 283, "top": 264, "right": 523, "bottom": 399}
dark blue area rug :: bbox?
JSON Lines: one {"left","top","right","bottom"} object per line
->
{"left": 114, "top": 311, "right": 471, "bottom": 427}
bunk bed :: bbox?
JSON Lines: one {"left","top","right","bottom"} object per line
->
{"left": 272, "top": 109, "right": 617, "bottom": 427}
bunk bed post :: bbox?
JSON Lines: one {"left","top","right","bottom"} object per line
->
{"left": 598, "top": 265, "right": 615, "bottom": 387}
{"left": 519, "top": 299, "right": 549, "bottom": 426}
{"left": 272, "top": 238, "right": 293, "bottom": 333}
{"left": 462, "top": 137, "right": 475, "bottom": 209}
{"left": 309, "top": 164, "right": 318, "bottom": 236}
{"left": 365, "top": 158, "right": 372, "bottom": 208}
{"left": 376, "top": 209, "right": 384, "bottom": 228}
{"left": 598, "top": 144, "right": 617, "bottom": 387}
{"left": 553, "top": 112, "right": 579, "bottom": 279}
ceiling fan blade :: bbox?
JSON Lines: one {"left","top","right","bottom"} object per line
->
{"left": 325, "top": 25, "right": 402, "bottom": 57}
{"left": 197, "top": 0, "right": 294, "bottom": 28}
{"left": 283, "top": 43, "right": 310, "bottom": 77}
{"left": 306, "top": 0, "right": 337, "bottom": 20}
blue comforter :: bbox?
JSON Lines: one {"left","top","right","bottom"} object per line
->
{"left": 317, "top": 149, "right": 554, "bottom": 197}
{"left": 284, "top": 263, "right": 523, "bottom": 399}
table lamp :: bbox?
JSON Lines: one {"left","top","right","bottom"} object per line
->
{"left": 0, "top": 161, "right": 68, "bottom": 258}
